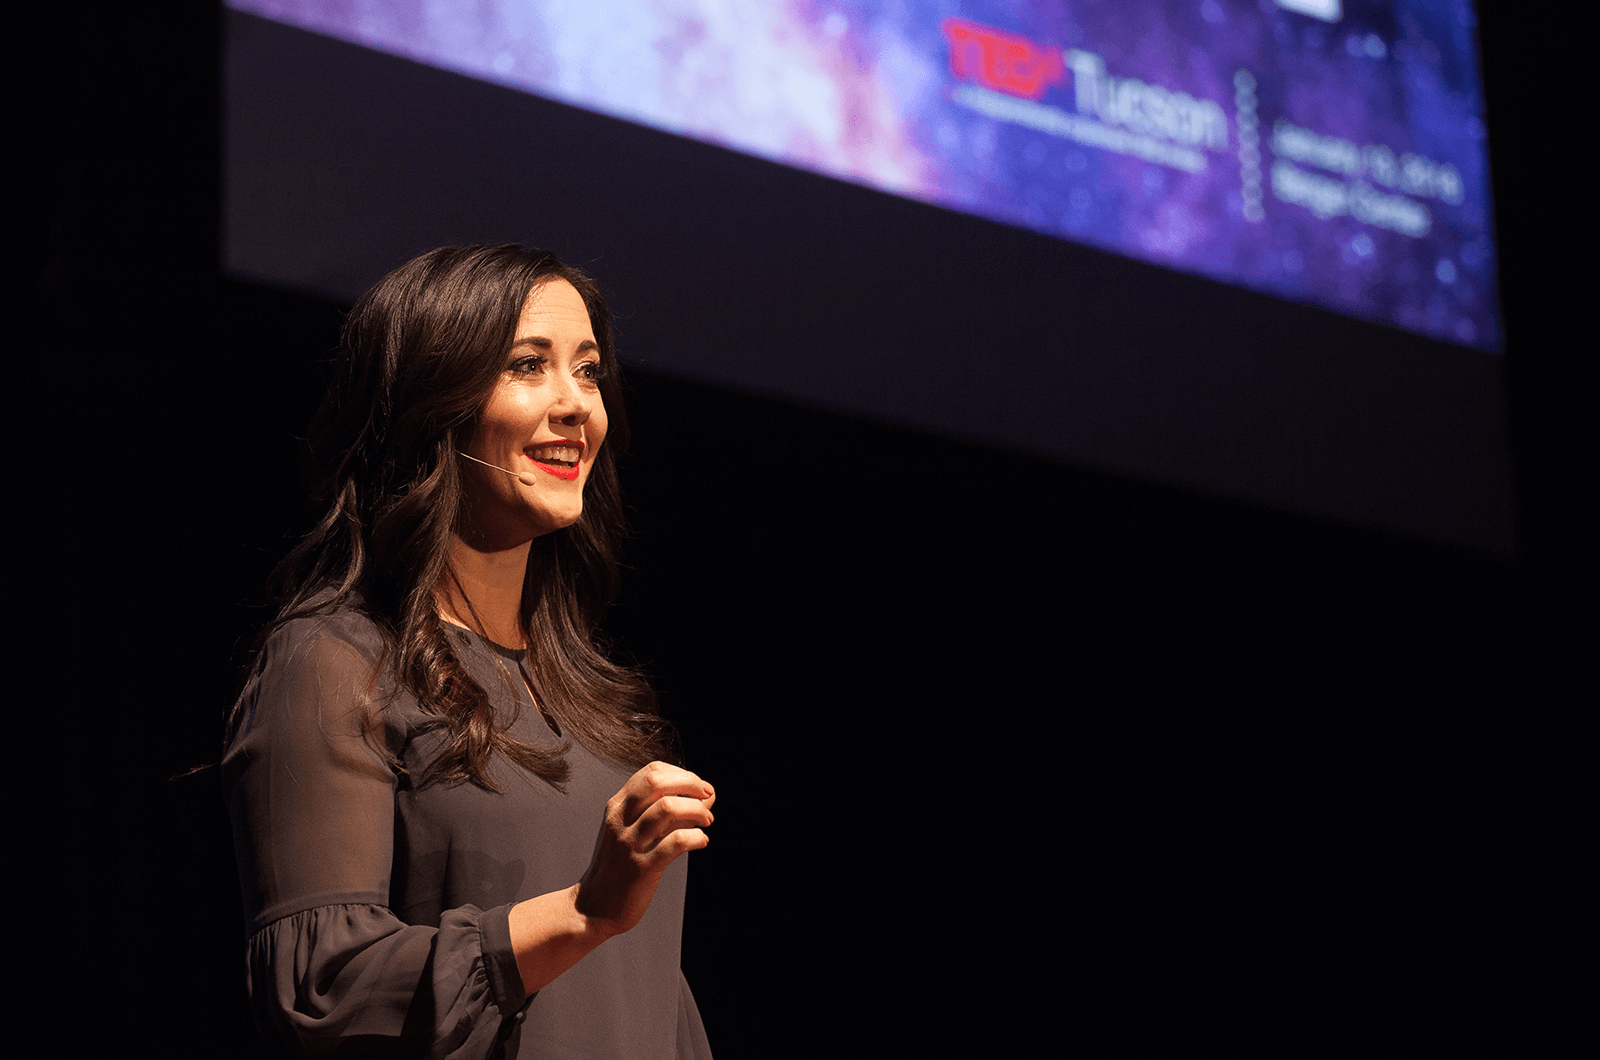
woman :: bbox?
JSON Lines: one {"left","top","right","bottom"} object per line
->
{"left": 224, "top": 245, "right": 716, "bottom": 1058}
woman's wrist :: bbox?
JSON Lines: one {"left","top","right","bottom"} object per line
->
{"left": 507, "top": 884, "right": 614, "bottom": 996}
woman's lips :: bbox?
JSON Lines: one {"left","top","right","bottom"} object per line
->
{"left": 526, "top": 443, "right": 582, "bottom": 480}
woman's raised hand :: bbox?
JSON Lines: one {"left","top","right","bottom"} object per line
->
{"left": 575, "top": 762, "right": 715, "bottom": 938}
{"left": 505, "top": 762, "right": 714, "bottom": 994}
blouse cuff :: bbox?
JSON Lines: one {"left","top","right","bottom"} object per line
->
{"left": 479, "top": 902, "right": 526, "bottom": 1019}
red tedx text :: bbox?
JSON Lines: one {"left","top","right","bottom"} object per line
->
{"left": 941, "top": 18, "right": 1064, "bottom": 100}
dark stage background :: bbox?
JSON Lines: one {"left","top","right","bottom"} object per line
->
{"left": 37, "top": 3, "right": 1579, "bottom": 1056}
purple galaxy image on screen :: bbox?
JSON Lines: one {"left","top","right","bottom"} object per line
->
{"left": 233, "top": 0, "right": 1497, "bottom": 349}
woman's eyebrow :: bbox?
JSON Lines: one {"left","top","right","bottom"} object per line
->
{"left": 511, "top": 336, "right": 599, "bottom": 352}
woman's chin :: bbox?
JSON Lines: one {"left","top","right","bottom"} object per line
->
{"left": 529, "top": 505, "right": 584, "bottom": 538}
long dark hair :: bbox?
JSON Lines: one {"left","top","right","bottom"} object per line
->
{"left": 238, "top": 244, "right": 670, "bottom": 788}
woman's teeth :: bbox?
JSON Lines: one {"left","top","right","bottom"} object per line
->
{"left": 529, "top": 445, "right": 580, "bottom": 467}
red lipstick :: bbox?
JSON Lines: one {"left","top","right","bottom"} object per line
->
{"left": 531, "top": 459, "right": 580, "bottom": 481}
{"left": 526, "top": 440, "right": 584, "bottom": 481}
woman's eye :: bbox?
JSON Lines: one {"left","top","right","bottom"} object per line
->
{"left": 510, "top": 355, "right": 546, "bottom": 375}
{"left": 577, "top": 361, "right": 604, "bottom": 383}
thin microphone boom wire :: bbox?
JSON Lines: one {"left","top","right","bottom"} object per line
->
{"left": 458, "top": 450, "right": 539, "bottom": 486}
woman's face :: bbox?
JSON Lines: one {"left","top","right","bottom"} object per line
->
{"left": 459, "top": 278, "right": 609, "bottom": 548}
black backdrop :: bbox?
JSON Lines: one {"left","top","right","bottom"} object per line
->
{"left": 37, "top": 3, "right": 1579, "bottom": 1056}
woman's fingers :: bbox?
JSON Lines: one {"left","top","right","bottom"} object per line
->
{"left": 629, "top": 794, "right": 715, "bottom": 853}
{"left": 654, "top": 826, "right": 710, "bottom": 858}
{"left": 614, "top": 762, "right": 715, "bottom": 827}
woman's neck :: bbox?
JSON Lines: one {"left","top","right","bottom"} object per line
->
{"left": 438, "top": 533, "right": 532, "bottom": 649}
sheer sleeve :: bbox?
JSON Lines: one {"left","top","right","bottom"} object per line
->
{"left": 224, "top": 617, "right": 526, "bottom": 1059}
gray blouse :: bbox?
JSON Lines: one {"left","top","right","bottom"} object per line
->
{"left": 224, "top": 608, "right": 710, "bottom": 1059}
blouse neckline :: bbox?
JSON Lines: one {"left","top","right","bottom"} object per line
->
{"left": 443, "top": 619, "right": 528, "bottom": 661}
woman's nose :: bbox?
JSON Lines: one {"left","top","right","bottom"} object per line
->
{"left": 550, "top": 377, "right": 592, "bottom": 425}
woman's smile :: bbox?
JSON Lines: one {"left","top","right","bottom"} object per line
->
{"left": 526, "top": 441, "right": 584, "bottom": 479}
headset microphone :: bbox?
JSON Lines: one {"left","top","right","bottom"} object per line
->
{"left": 458, "top": 451, "right": 540, "bottom": 487}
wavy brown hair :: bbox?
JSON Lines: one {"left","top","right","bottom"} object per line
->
{"left": 234, "top": 244, "right": 671, "bottom": 788}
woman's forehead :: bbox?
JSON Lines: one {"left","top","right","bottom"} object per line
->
{"left": 516, "top": 279, "right": 595, "bottom": 340}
